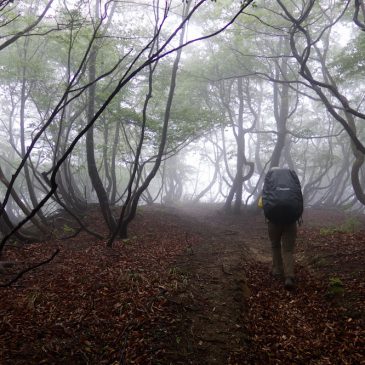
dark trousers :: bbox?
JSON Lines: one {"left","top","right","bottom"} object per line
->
{"left": 268, "top": 222, "right": 297, "bottom": 278}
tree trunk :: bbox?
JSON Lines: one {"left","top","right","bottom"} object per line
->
{"left": 112, "top": 2, "right": 190, "bottom": 241}
{"left": 86, "top": 43, "right": 116, "bottom": 232}
{"left": 110, "top": 121, "right": 120, "bottom": 204}
{"left": 224, "top": 78, "right": 254, "bottom": 214}
{"left": 19, "top": 42, "right": 47, "bottom": 223}
{"left": 103, "top": 121, "right": 113, "bottom": 199}
{"left": 0, "top": 166, "right": 48, "bottom": 234}
{"left": 194, "top": 147, "right": 222, "bottom": 203}
{"left": 85, "top": 3, "right": 116, "bottom": 232}
{"left": 270, "top": 41, "right": 290, "bottom": 168}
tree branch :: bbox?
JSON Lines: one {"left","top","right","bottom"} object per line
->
{"left": 0, "top": 249, "right": 59, "bottom": 287}
{"left": 0, "top": 0, "right": 55, "bottom": 51}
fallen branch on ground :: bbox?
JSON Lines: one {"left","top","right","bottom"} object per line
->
{"left": 0, "top": 248, "right": 60, "bottom": 287}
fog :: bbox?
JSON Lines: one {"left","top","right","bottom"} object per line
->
{"left": 0, "top": 0, "right": 365, "bottom": 246}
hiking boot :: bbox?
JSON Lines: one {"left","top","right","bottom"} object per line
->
{"left": 284, "top": 277, "right": 295, "bottom": 290}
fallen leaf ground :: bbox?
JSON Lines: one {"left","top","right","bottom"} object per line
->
{"left": 0, "top": 204, "right": 364, "bottom": 364}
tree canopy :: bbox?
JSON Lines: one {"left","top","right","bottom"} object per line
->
{"left": 0, "top": 0, "right": 364, "bottom": 248}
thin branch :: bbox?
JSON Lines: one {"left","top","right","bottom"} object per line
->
{"left": 0, "top": 249, "right": 60, "bottom": 287}
{"left": 0, "top": 0, "right": 55, "bottom": 51}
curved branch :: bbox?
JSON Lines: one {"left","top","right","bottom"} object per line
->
{"left": 354, "top": 0, "right": 365, "bottom": 31}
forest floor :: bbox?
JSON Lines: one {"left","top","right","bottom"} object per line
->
{"left": 0, "top": 204, "right": 364, "bottom": 364}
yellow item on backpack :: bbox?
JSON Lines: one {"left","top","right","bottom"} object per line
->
{"left": 258, "top": 196, "right": 263, "bottom": 208}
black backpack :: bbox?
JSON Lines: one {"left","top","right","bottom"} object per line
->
{"left": 262, "top": 168, "right": 303, "bottom": 225}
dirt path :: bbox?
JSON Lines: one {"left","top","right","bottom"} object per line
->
{"left": 157, "top": 204, "right": 364, "bottom": 365}
{"left": 1, "top": 204, "right": 363, "bottom": 364}
{"left": 158, "top": 205, "right": 269, "bottom": 364}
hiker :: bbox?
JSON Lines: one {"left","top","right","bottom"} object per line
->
{"left": 260, "top": 167, "right": 303, "bottom": 290}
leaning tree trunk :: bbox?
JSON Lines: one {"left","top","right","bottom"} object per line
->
{"left": 347, "top": 111, "right": 365, "bottom": 205}
{"left": 110, "top": 2, "right": 190, "bottom": 242}
{"left": 224, "top": 78, "right": 255, "bottom": 214}
{"left": 270, "top": 41, "right": 290, "bottom": 169}
{"left": 223, "top": 79, "right": 243, "bottom": 213}
{"left": 58, "top": 107, "right": 88, "bottom": 213}
{"left": 194, "top": 142, "right": 222, "bottom": 203}
{"left": 86, "top": 42, "right": 116, "bottom": 233}
{"left": 19, "top": 42, "right": 47, "bottom": 223}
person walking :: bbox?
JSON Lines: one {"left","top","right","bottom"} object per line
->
{"left": 261, "top": 167, "right": 303, "bottom": 290}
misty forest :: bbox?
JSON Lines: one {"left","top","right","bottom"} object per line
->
{"left": 0, "top": 0, "right": 364, "bottom": 364}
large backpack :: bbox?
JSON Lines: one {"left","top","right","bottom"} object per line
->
{"left": 262, "top": 168, "right": 303, "bottom": 225}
